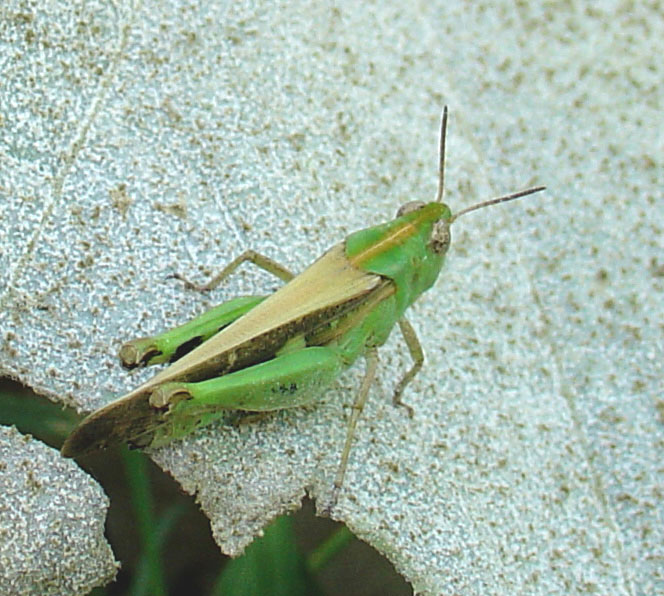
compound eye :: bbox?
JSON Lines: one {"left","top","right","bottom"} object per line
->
{"left": 430, "top": 220, "right": 451, "bottom": 254}
{"left": 396, "top": 201, "right": 426, "bottom": 218}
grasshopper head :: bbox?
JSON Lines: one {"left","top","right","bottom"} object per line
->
{"left": 397, "top": 200, "right": 452, "bottom": 257}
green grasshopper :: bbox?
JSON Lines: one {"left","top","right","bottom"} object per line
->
{"left": 61, "top": 107, "right": 544, "bottom": 505}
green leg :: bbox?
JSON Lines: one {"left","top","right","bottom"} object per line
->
{"left": 120, "top": 251, "right": 294, "bottom": 369}
{"left": 391, "top": 317, "right": 423, "bottom": 418}
{"left": 146, "top": 345, "right": 346, "bottom": 447}
{"left": 119, "top": 295, "right": 268, "bottom": 369}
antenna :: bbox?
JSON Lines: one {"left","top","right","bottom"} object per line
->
{"left": 435, "top": 106, "right": 448, "bottom": 203}
{"left": 449, "top": 186, "right": 546, "bottom": 223}
{"left": 433, "top": 105, "right": 544, "bottom": 218}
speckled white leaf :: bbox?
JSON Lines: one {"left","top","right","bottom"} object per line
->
{"left": 0, "top": 426, "right": 118, "bottom": 594}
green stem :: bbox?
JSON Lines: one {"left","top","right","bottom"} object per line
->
{"left": 306, "top": 525, "right": 354, "bottom": 573}
{"left": 123, "top": 449, "right": 167, "bottom": 596}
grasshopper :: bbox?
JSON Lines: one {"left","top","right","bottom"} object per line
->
{"left": 61, "top": 107, "right": 544, "bottom": 506}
